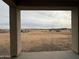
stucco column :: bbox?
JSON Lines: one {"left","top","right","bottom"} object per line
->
{"left": 10, "top": 6, "right": 21, "bottom": 57}
{"left": 72, "top": 7, "right": 79, "bottom": 54}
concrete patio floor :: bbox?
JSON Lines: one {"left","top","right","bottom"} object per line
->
{"left": 12, "top": 51, "right": 79, "bottom": 59}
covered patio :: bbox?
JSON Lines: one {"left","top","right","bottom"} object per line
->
{"left": 2, "top": 0, "right": 79, "bottom": 59}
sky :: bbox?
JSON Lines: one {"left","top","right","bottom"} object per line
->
{"left": 0, "top": 0, "right": 71, "bottom": 29}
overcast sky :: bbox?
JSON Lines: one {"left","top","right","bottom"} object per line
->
{"left": 0, "top": 0, "right": 71, "bottom": 29}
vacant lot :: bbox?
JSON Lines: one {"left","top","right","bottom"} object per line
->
{"left": 0, "top": 30, "right": 72, "bottom": 55}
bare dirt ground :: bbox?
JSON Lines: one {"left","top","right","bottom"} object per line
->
{"left": 0, "top": 30, "right": 72, "bottom": 55}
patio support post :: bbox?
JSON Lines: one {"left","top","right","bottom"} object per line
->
{"left": 72, "top": 7, "right": 79, "bottom": 54}
{"left": 10, "top": 6, "right": 21, "bottom": 57}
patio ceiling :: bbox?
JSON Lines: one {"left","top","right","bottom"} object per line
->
{"left": 3, "top": 0, "right": 78, "bottom": 7}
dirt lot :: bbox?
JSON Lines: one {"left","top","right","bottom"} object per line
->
{"left": 0, "top": 30, "right": 72, "bottom": 55}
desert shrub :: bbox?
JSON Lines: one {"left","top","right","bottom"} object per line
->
{"left": 49, "top": 29, "right": 52, "bottom": 32}
{"left": 21, "top": 29, "right": 29, "bottom": 33}
{"left": 55, "top": 30, "right": 60, "bottom": 32}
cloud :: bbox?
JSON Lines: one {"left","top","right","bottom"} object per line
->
{"left": 0, "top": 0, "right": 9, "bottom": 18}
{"left": 21, "top": 11, "right": 71, "bottom": 29}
